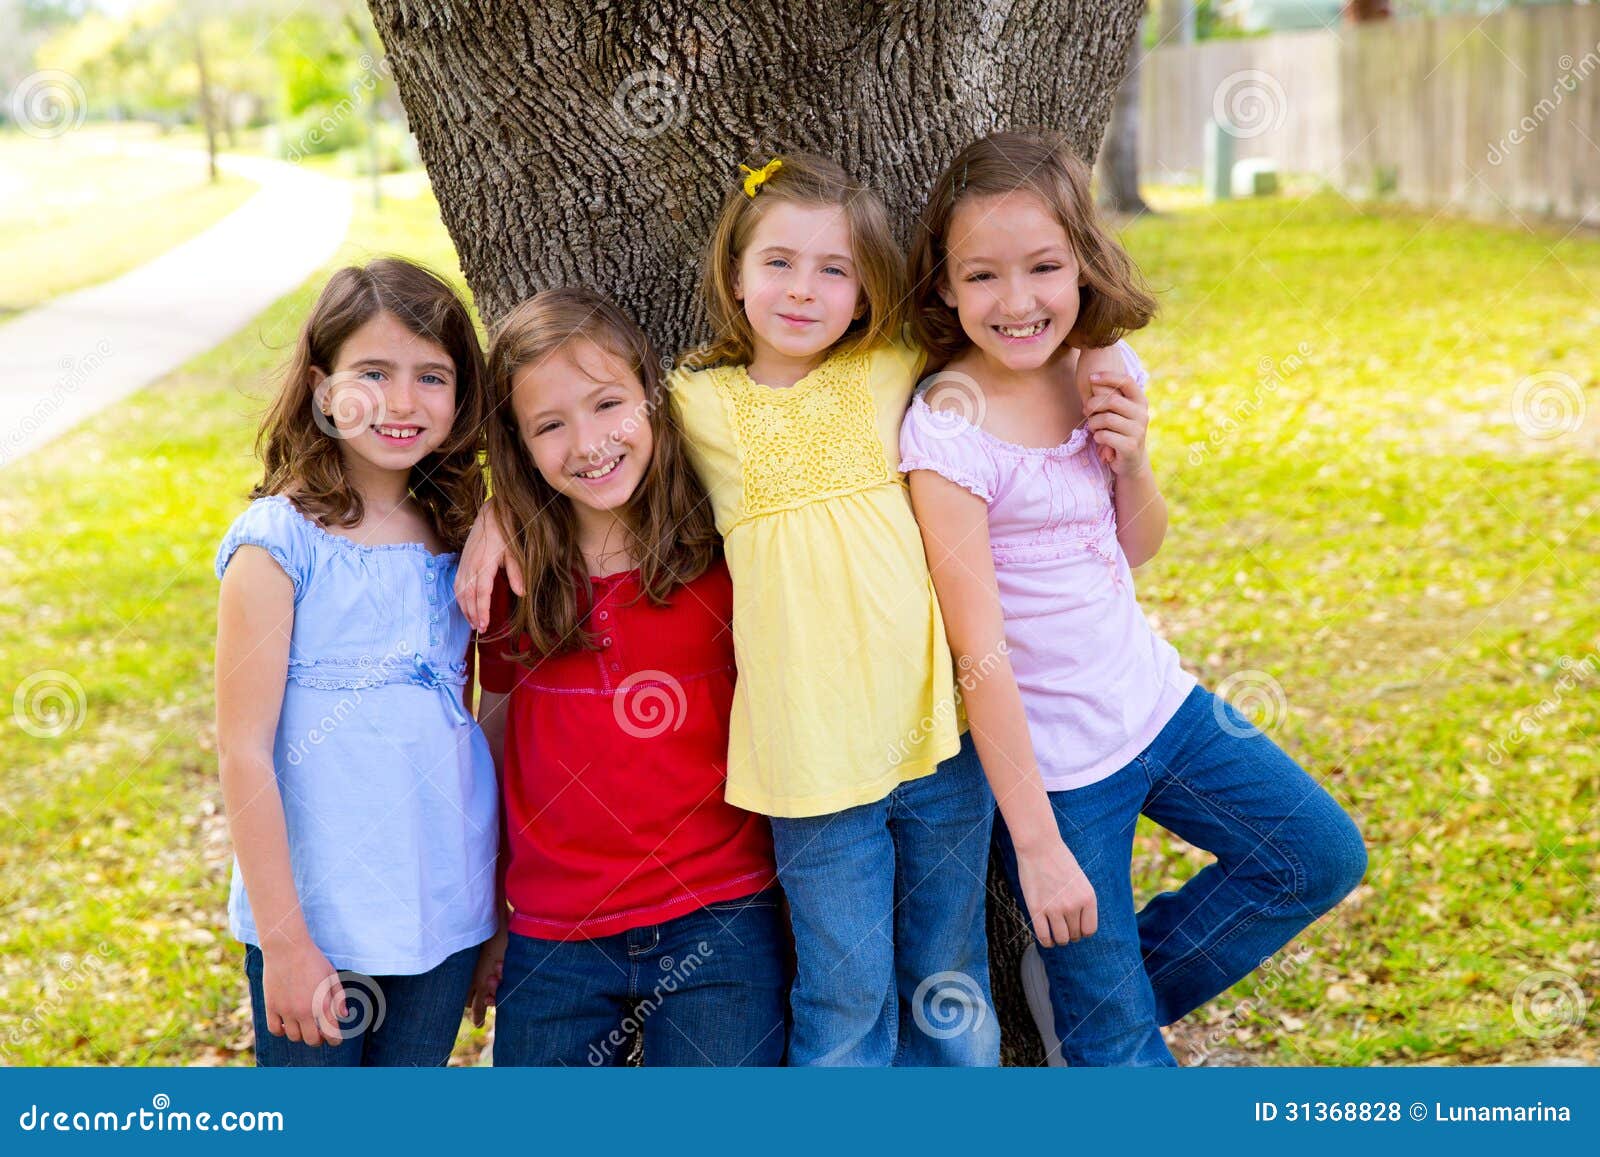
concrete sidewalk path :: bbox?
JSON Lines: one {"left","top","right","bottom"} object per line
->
{"left": 0, "top": 151, "right": 352, "bottom": 468}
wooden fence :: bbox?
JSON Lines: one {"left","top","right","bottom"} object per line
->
{"left": 1139, "top": 5, "right": 1600, "bottom": 223}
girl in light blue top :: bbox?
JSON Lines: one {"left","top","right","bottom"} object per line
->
{"left": 214, "top": 258, "right": 499, "bottom": 1067}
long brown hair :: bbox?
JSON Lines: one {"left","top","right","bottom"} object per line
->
{"left": 909, "top": 131, "right": 1157, "bottom": 362}
{"left": 691, "top": 151, "right": 906, "bottom": 367}
{"left": 250, "top": 258, "right": 487, "bottom": 549}
{"left": 484, "top": 287, "right": 720, "bottom": 661}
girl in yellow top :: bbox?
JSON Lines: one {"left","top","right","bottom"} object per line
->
{"left": 458, "top": 154, "right": 997, "bottom": 1066}
{"left": 664, "top": 154, "right": 994, "bottom": 1065}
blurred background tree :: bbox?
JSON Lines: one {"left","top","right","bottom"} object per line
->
{"left": 15, "top": 0, "right": 407, "bottom": 183}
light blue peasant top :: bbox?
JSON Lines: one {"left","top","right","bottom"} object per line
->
{"left": 214, "top": 494, "right": 497, "bottom": 974}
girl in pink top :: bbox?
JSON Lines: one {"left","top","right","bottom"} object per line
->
{"left": 899, "top": 132, "right": 1366, "bottom": 1066}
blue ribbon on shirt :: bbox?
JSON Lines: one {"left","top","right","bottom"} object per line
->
{"left": 409, "top": 654, "right": 473, "bottom": 728}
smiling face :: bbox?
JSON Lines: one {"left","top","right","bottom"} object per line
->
{"left": 312, "top": 310, "right": 459, "bottom": 471}
{"left": 940, "top": 190, "right": 1085, "bottom": 374}
{"left": 509, "top": 336, "right": 652, "bottom": 521}
{"left": 735, "top": 200, "right": 865, "bottom": 369}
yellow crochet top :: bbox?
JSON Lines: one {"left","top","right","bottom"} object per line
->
{"left": 668, "top": 340, "right": 962, "bottom": 818}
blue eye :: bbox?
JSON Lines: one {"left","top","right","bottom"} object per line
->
{"left": 420, "top": 373, "right": 447, "bottom": 385}
{"left": 766, "top": 258, "right": 790, "bottom": 269}
{"left": 823, "top": 266, "right": 847, "bottom": 277}
{"left": 360, "top": 369, "right": 385, "bottom": 381}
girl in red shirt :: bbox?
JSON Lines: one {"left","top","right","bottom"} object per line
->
{"left": 474, "top": 287, "right": 786, "bottom": 1066}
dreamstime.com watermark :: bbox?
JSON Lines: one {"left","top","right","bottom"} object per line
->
{"left": 613, "top": 669, "right": 689, "bottom": 739}
{"left": 1487, "top": 41, "right": 1600, "bottom": 165}
{"left": 1510, "top": 370, "right": 1587, "bottom": 441}
{"left": 1212, "top": 669, "right": 1289, "bottom": 738}
{"left": 11, "top": 669, "right": 87, "bottom": 739}
{"left": 1511, "top": 969, "right": 1590, "bottom": 1041}
{"left": 586, "top": 943, "right": 713, "bottom": 1064}
{"left": 573, "top": 352, "right": 681, "bottom": 471}
{"left": 1485, "top": 650, "right": 1598, "bottom": 767}
{"left": 8, "top": 69, "right": 85, "bottom": 139}
{"left": 311, "top": 368, "right": 393, "bottom": 441}
{"left": 1188, "top": 342, "right": 1312, "bottom": 466}
{"left": 17, "top": 1094, "right": 284, "bottom": 1134}
{"left": 887, "top": 641, "right": 1011, "bottom": 767}
{"left": 283, "top": 53, "right": 393, "bottom": 163}
{"left": 311, "top": 971, "right": 388, "bottom": 1038}
{"left": 1186, "top": 944, "right": 1314, "bottom": 1065}
{"left": 280, "top": 643, "right": 418, "bottom": 766}
{"left": 611, "top": 69, "right": 688, "bottom": 139}
{"left": 913, "top": 369, "right": 987, "bottom": 438}
{"left": 911, "top": 970, "right": 990, "bottom": 1040}
{"left": 1213, "top": 69, "right": 1287, "bottom": 140}
{"left": 2, "top": 943, "right": 114, "bottom": 1062}
{"left": 0, "top": 340, "right": 112, "bottom": 468}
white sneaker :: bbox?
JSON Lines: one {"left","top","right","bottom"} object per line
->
{"left": 1021, "top": 941, "right": 1069, "bottom": 1067}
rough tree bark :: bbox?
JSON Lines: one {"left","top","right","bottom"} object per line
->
{"left": 366, "top": 0, "right": 1145, "bottom": 1067}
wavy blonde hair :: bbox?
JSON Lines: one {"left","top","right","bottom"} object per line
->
{"left": 484, "top": 287, "right": 721, "bottom": 661}
{"left": 690, "top": 151, "right": 906, "bottom": 367}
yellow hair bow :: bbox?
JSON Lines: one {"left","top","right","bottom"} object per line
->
{"left": 740, "top": 158, "right": 783, "bottom": 198}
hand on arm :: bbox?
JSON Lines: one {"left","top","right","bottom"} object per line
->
{"left": 455, "top": 496, "right": 520, "bottom": 633}
{"left": 1075, "top": 344, "right": 1126, "bottom": 467}
{"left": 1082, "top": 359, "right": 1168, "bottom": 568}
{"left": 216, "top": 549, "right": 345, "bottom": 1046}
{"left": 908, "top": 470, "right": 1098, "bottom": 946}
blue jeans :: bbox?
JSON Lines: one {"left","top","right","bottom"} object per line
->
{"left": 244, "top": 943, "right": 477, "bottom": 1067}
{"left": 995, "top": 684, "right": 1367, "bottom": 1066}
{"left": 769, "top": 729, "right": 999, "bottom": 1066}
{"left": 492, "top": 889, "right": 788, "bottom": 1066}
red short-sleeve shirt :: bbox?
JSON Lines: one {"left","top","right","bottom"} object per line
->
{"left": 477, "top": 559, "right": 775, "bottom": 941}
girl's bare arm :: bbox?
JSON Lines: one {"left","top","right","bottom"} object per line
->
{"left": 908, "top": 470, "right": 1098, "bottom": 946}
{"left": 216, "top": 549, "right": 344, "bottom": 1045}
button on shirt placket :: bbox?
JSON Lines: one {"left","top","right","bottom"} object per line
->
{"left": 425, "top": 561, "right": 442, "bottom": 649}
{"left": 594, "top": 587, "right": 621, "bottom": 688}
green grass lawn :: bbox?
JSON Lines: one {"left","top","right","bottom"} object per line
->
{"left": 0, "top": 128, "right": 255, "bottom": 321}
{"left": 1130, "top": 188, "right": 1598, "bottom": 1065}
{"left": 0, "top": 181, "right": 484, "bottom": 1066}
{"left": 0, "top": 182, "right": 1593, "bottom": 1066}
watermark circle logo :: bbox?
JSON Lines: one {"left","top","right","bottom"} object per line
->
{"left": 613, "top": 670, "right": 688, "bottom": 739}
{"left": 1212, "top": 70, "right": 1287, "bottom": 139}
{"left": 312, "top": 371, "right": 387, "bottom": 440}
{"left": 915, "top": 370, "right": 986, "bottom": 439}
{"left": 13, "top": 670, "right": 86, "bottom": 738}
{"left": 911, "top": 970, "right": 989, "bottom": 1040}
{"left": 1511, "top": 371, "right": 1585, "bottom": 441}
{"left": 1212, "top": 669, "right": 1287, "bottom": 738}
{"left": 313, "top": 971, "right": 387, "bottom": 1037}
{"left": 10, "top": 70, "right": 86, "bottom": 139}
{"left": 1512, "top": 970, "right": 1588, "bottom": 1039}
{"left": 612, "top": 69, "right": 687, "bottom": 139}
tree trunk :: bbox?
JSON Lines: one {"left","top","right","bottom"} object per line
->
{"left": 191, "top": 18, "right": 218, "bottom": 184}
{"left": 1096, "top": 18, "right": 1147, "bottom": 216}
{"left": 366, "top": 0, "right": 1143, "bottom": 1068}
{"left": 1342, "top": 0, "right": 1391, "bottom": 22}
{"left": 1156, "top": 0, "right": 1193, "bottom": 46}
{"left": 367, "top": 0, "right": 1143, "bottom": 343}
